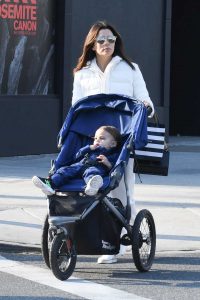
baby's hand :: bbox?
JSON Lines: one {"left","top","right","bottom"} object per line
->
{"left": 97, "top": 155, "right": 112, "bottom": 169}
{"left": 90, "top": 144, "right": 99, "bottom": 150}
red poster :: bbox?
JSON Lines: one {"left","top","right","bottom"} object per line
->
{"left": 0, "top": 0, "right": 55, "bottom": 95}
{"left": 0, "top": 0, "right": 38, "bottom": 36}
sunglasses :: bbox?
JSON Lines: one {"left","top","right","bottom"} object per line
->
{"left": 96, "top": 36, "right": 117, "bottom": 45}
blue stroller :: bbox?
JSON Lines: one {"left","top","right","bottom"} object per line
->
{"left": 41, "top": 94, "right": 156, "bottom": 281}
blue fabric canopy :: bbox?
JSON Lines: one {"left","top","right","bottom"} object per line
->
{"left": 58, "top": 94, "right": 147, "bottom": 146}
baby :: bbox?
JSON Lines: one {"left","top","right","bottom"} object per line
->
{"left": 32, "top": 125, "right": 122, "bottom": 196}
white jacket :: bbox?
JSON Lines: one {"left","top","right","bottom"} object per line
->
{"left": 72, "top": 55, "right": 154, "bottom": 116}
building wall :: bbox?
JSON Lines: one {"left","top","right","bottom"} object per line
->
{"left": 170, "top": 0, "right": 200, "bottom": 135}
{"left": 0, "top": 0, "right": 62, "bottom": 156}
{"left": 0, "top": 96, "right": 61, "bottom": 156}
{"left": 0, "top": 0, "right": 171, "bottom": 156}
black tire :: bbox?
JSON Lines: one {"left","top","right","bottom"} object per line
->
{"left": 50, "top": 233, "right": 77, "bottom": 281}
{"left": 41, "top": 214, "right": 50, "bottom": 268}
{"left": 132, "top": 209, "right": 156, "bottom": 272}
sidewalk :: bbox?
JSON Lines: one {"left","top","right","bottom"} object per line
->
{"left": 0, "top": 137, "right": 200, "bottom": 252}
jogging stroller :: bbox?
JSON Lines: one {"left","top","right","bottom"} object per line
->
{"left": 41, "top": 94, "right": 156, "bottom": 281}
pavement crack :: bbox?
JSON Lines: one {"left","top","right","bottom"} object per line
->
{"left": 22, "top": 208, "right": 44, "bottom": 221}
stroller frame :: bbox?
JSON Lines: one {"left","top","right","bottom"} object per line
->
{"left": 43, "top": 191, "right": 156, "bottom": 281}
{"left": 40, "top": 94, "right": 156, "bottom": 281}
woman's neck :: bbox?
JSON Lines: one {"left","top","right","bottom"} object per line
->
{"left": 96, "top": 56, "right": 112, "bottom": 72}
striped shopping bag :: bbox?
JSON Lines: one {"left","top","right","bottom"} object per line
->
{"left": 133, "top": 122, "right": 169, "bottom": 176}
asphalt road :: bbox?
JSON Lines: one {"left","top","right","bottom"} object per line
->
{"left": 0, "top": 247, "right": 200, "bottom": 300}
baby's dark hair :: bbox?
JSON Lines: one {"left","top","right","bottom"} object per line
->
{"left": 98, "top": 125, "right": 122, "bottom": 148}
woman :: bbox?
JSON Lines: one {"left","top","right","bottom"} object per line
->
{"left": 72, "top": 21, "right": 155, "bottom": 264}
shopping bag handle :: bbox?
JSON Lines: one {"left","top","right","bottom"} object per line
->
{"left": 149, "top": 111, "right": 169, "bottom": 151}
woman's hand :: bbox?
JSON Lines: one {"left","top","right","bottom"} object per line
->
{"left": 143, "top": 100, "right": 149, "bottom": 107}
{"left": 97, "top": 155, "right": 112, "bottom": 169}
{"left": 142, "top": 100, "right": 154, "bottom": 118}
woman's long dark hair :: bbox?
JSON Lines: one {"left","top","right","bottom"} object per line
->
{"left": 73, "top": 21, "right": 134, "bottom": 73}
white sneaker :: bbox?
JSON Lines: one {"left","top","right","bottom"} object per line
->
{"left": 117, "top": 245, "right": 126, "bottom": 256}
{"left": 117, "top": 245, "right": 132, "bottom": 257}
{"left": 32, "top": 176, "right": 55, "bottom": 195}
{"left": 97, "top": 255, "right": 117, "bottom": 264}
{"left": 85, "top": 175, "right": 103, "bottom": 196}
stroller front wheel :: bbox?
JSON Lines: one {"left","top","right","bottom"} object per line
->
{"left": 132, "top": 209, "right": 156, "bottom": 272}
{"left": 50, "top": 232, "right": 77, "bottom": 280}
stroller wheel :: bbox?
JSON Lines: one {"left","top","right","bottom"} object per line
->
{"left": 41, "top": 214, "right": 50, "bottom": 268}
{"left": 50, "top": 233, "right": 77, "bottom": 280}
{"left": 132, "top": 209, "right": 156, "bottom": 272}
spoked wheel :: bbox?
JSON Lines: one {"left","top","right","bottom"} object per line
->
{"left": 50, "top": 233, "right": 77, "bottom": 281}
{"left": 41, "top": 214, "right": 51, "bottom": 268}
{"left": 132, "top": 209, "right": 156, "bottom": 272}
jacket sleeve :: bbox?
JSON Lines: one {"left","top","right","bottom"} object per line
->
{"left": 75, "top": 145, "right": 91, "bottom": 160}
{"left": 132, "top": 63, "right": 155, "bottom": 117}
{"left": 72, "top": 71, "right": 84, "bottom": 105}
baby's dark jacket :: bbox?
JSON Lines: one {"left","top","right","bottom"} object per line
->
{"left": 75, "top": 145, "right": 119, "bottom": 169}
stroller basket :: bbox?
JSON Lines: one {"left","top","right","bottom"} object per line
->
{"left": 48, "top": 193, "right": 125, "bottom": 255}
{"left": 49, "top": 193, "right": 94, "bottom": 217}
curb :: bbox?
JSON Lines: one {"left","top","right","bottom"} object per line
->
{"left": 0, "top": 242, "right": 41, "bottom": 253}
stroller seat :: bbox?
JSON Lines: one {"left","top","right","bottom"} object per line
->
{"left": 55, "top": 176, "right": 110, "bottom": 193}
{"left": 52, "top": 94, "right": 148, "bottom": 195}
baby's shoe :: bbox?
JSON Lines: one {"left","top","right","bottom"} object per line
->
{"left": 97, "top": 255, "right": 117, "bottom": 264}
{"left": 85, "top": 175, "right": 103, "bottom": 196}
{"left": 32, "top": 176, "right": 55, "bottom": 195}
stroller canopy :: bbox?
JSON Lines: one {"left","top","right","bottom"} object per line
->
{"left": 58, "top": 94, "right": 147, "bottom": 149}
